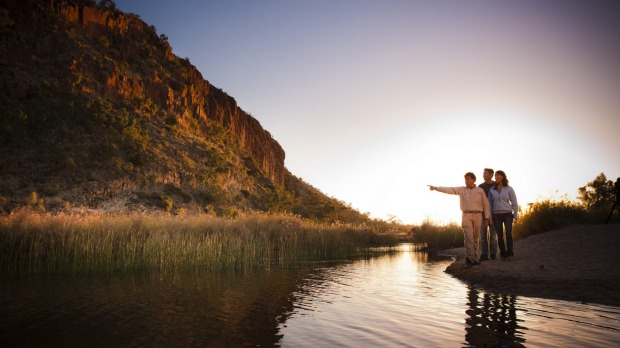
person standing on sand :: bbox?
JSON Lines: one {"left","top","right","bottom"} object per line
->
{"left": 605, "top": 177, "right": 620, "bottom": 223}
{"left": 478, "top": 168, "right": 497, "bottom": 261}
{"left": 487, "top": 170, "right": 519, "bottom": 261}
{"left": 428, "top": 172, "right": 490, "bottom": 268}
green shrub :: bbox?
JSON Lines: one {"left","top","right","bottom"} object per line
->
{"left": 141, "top": 98, "right": 158, "bottom": 115}
{"left": 157, "top": 193, "right": 173, "bottom": 212}
{"left": 122, "top": 118, "right": 149, "bottom": 150}
{"left": 98, "top": 36, "right": 110, "bottom": 49}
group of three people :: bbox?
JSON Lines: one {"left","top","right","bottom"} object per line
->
{"left": 428, "top": 168, "right": 518, "bottom": 268}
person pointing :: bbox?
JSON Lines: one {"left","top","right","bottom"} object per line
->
{"left": 428, "top": 172, "right": 490, "bottom": 268}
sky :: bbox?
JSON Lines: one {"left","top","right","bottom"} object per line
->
{"left": 114, "top": 0, "right": 620, "bottom": 224}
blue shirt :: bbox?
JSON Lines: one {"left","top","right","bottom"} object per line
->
{"left": 488, "top": 185, "right": 518, "bottom": 219}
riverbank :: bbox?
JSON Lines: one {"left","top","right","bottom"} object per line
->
{"left": 442, "top": 224, "right": 620, "bottom": 307}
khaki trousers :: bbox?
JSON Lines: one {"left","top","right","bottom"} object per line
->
{"left": 461, "top": 212, "right": 482, "bottom": 262}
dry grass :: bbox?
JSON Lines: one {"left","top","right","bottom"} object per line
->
{"left": 411, "top": 219, "right": 464, "bottom": 250}
{"left": 513, "top": 198, "right": 606, "bottom": 240}
{"left": 0, "top": 210, "right": 398, "bottom": 275}
{"left": 412, "top": 197, "right": 609, "bottom": 251}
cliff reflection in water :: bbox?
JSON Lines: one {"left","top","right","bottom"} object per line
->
{"left": 0, "top": 266, "right": 321, "bottom": 347}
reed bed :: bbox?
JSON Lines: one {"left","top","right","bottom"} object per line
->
{"left": 0, "top": 211, "right": 398, "bottom": 275}
{"left": 411, "top": 219, "right": 464, "bottom": 251}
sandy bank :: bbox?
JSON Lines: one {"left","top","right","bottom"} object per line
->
{"left": 442, "top": 224, "right": 620, "bottom": 307}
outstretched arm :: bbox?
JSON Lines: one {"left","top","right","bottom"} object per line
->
{"left": 428, "top": 186, "right": 462, "bottom": 195}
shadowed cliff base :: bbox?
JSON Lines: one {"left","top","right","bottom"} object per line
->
{"left": 442, "top": 224, "right": 620, "bottom": 307}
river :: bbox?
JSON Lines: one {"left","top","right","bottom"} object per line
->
{"left": 1, "top": 244, "right": 619, "bottom": 347}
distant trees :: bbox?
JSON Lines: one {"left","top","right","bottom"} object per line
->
{"left": 578, "top": 173, "right": 615, "bottom": 210}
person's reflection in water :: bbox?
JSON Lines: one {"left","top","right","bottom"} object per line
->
{"left": 464, "top": 287, "right": 526, "bottom": 347}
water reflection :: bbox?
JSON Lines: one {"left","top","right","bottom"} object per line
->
{"left": 0, "top": 268, "right": 310, "bottom": 347}
{"left": 2, "top": 244, "right": 619, "bottom": 347}
{"left": 279, "top": 245, "right": 620, "bottom": 347}
{"left": 464, "top": 288, "right": 526, "bottom": 347}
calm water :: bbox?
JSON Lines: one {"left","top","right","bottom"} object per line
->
{"left": 1, "top": 244, "right": 619, "bottom": 347}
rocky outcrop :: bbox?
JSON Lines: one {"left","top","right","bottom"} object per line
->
{"left": 59, "top": 4, "right": 286, "bottom": 187}
{"left": 0, "top": 1, "right": 374, "bottom": 223}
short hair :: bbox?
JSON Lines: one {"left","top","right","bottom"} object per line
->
{"left": 464, "top": 172, "right": 476, "bottom": 181}
{"left": 484, "top": 168, "right": 494, "bottom": 175}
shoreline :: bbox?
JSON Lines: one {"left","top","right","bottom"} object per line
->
{"left": 441, "top": 224, "right": 620, "bottom": 307}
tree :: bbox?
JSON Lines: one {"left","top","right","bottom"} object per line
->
{"left": 578, "top": 173, "right": 615, "bottom": 210}
{"left": 98, "top": 0, "right": 116, "bottom": 10}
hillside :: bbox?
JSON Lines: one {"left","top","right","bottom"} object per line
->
{"left": 0, "top": 0, "right": 371, "bottom": 223}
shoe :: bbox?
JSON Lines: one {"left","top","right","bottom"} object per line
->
{"left": 465, "top": 258, "right": 472, "bottom": 268}
{"left": 479, "top": 255, "right": 489, "bottom": 262}
{"left": 490, "top": 254, "right": 496, "bottom": 260}
{"left": 473, "top": 260, "right": 481, "bottom": 266}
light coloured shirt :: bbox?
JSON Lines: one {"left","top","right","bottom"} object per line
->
{"left": 488, "top": 185, "right": 519, "bottom": 219}
{"left": 436, "top": 186, "right": 490, "bottom": 219}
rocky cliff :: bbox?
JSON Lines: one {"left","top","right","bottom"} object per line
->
{"left": 0, "top": 0, "right": 371, "bottom": 224}
{"left": 59, "top": 3, "right": 286, "bottom": 186}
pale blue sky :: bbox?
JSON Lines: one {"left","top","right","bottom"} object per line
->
{"left": 115, "top": 0, "right": 620, "bottom": 224}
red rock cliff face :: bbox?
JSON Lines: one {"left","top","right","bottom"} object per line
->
{"left": 60, "top": 5, "right": 286, "bottom": 187}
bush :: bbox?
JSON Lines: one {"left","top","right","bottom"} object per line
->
{"left": 24, "top": 192, "right": 45, "bottom": 212}
{"left": 164, "top": 115, "right": 177, "bottom": 126}
{"left": 122, "top": 118, "right": 149, "bottom": 150}
{"left": 157, "top": 193, "right": 173, "bottom": 212}
{"left": 98, "top": 36, "right": 109, "bottom": 49}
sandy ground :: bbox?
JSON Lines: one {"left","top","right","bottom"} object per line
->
{"left": 442, "top": 224, "right": 620, "bottom": 307}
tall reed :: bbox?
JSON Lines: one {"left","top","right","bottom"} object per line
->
{"left": 0, "top": 211, "right": 398, "bottom": 275}
{"left": 411, "top": 219, "right": 464, "bottom": 250}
